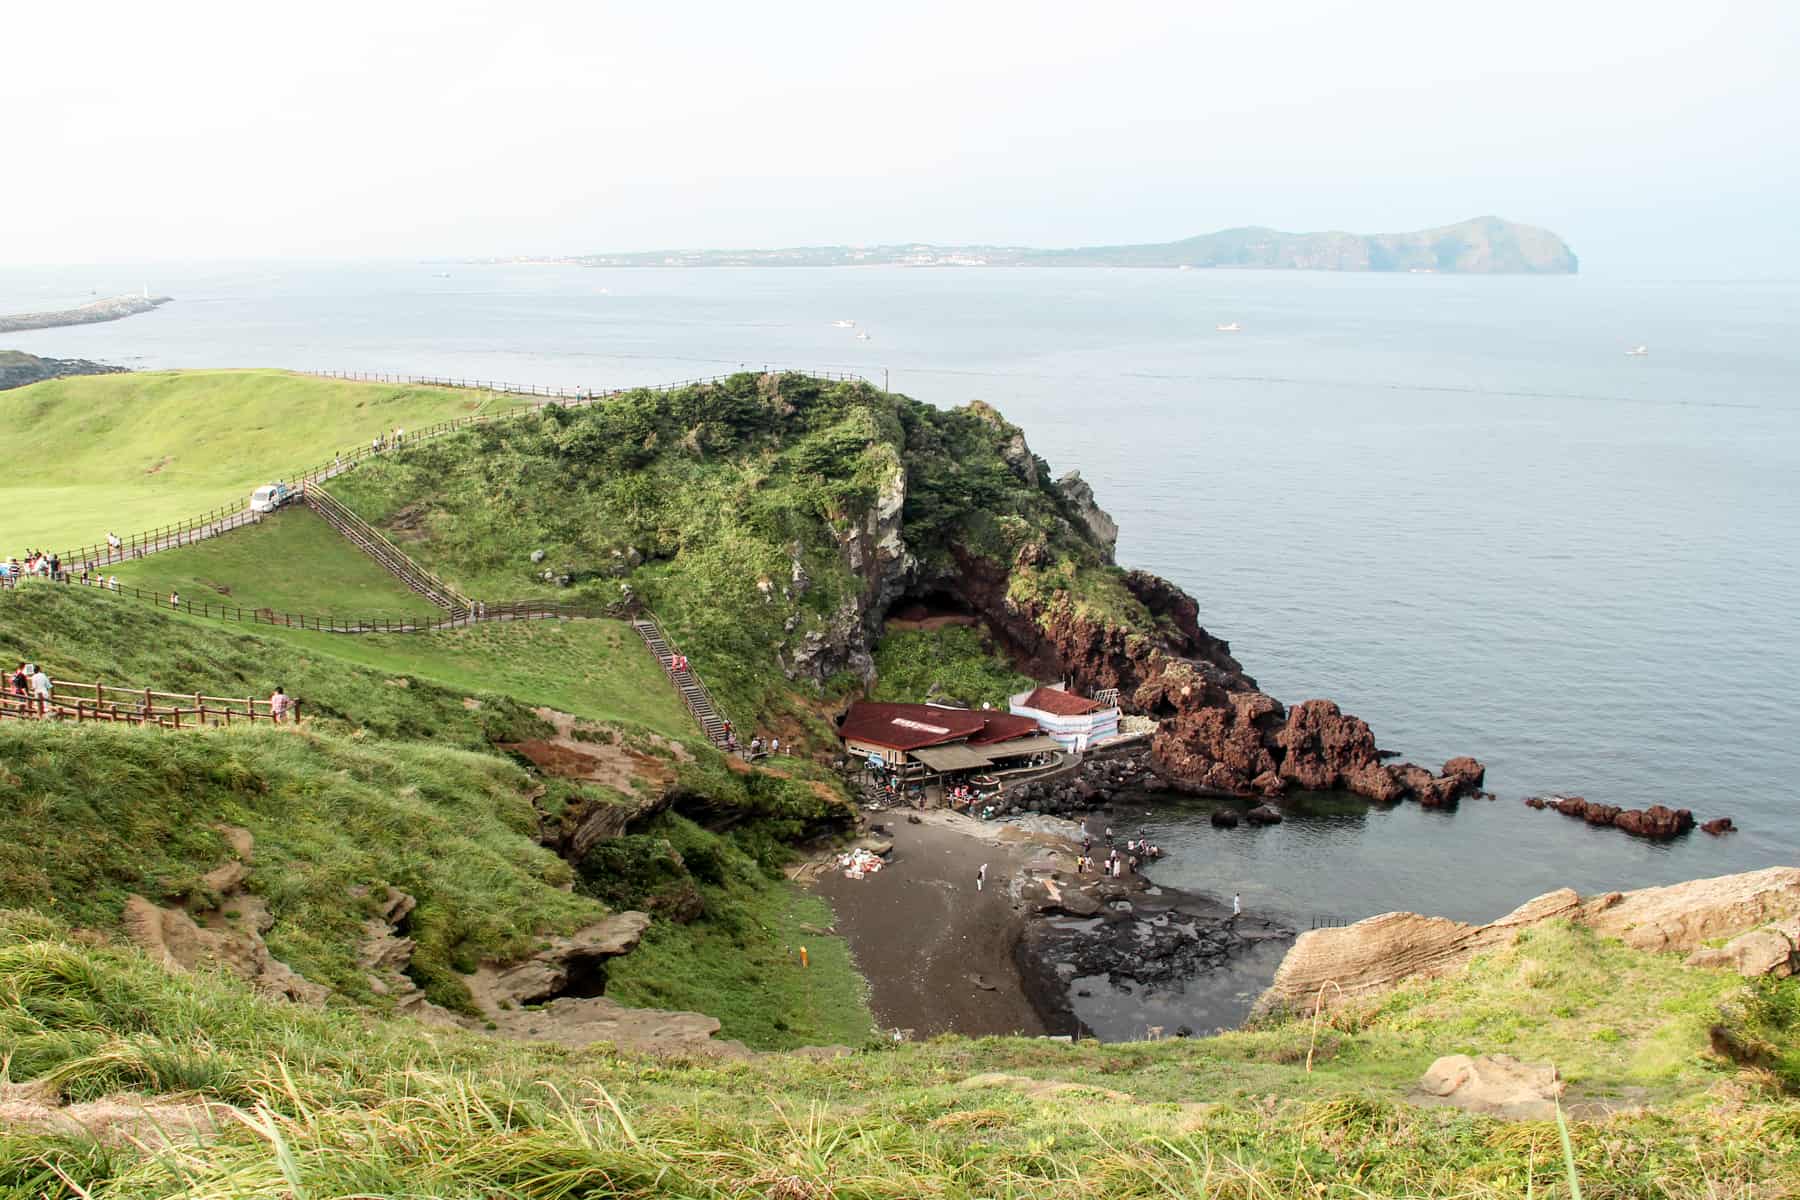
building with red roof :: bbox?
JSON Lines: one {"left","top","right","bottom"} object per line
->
{"left": 836, "top": 701, "right": 1058, "bottom": 774}
{"left": 1009, "top": 684, "right": 1121, "bottom": 751}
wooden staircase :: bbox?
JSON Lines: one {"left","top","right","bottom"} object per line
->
{"left": 632, "top": 617, "right": 730, "bottom": 745}
{"left": 301, "top": 484, "right": 473, "bottom": 620}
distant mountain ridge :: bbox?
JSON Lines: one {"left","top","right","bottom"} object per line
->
{"left": 520, "top": 216, "right": 1576, "bottom": 274}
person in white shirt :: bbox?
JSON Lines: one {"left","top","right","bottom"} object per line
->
{"left": 28, "top": 666, "right": 52, "bottom": 714}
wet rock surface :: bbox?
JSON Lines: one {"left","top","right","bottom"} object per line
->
{"left": 1524, "top": 794, "right": 1713, "bottom": 840}
{"left": 1017, "top": 869, "right": 1294, "bottom": 1040}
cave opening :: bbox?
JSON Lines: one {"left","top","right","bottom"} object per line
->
{"left": 515, "top": 954, "right": 612, "bottom": 1006}
{"left": 881, "top": 589, "right": 978, "bottom": 631}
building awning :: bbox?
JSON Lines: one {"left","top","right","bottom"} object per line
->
{"left": 981, "top": 734, "right": 1064, "bottom": 759}
{"left": 910, "top": 743, "right": 996, "bottom": 772}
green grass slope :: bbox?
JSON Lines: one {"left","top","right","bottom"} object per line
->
{"left": 0, "top": 911, "right": 1793, "bottom": 1198}
{"left": 0, "top": 581, "right": 545, "bottom": 749}
{"left": 258, "top": 619, "right": 698, "bottom": 740}
{"left": 0, "top": 720, "right": 596, "bottom": 1012}
{"left": 327, "top": 373, "right": 1153, "bottom": 730}
{"left": 0, "top": 369, "right": 525, "bottom": 551}
{"left": 106, "top": 504, "right": 446, "bottom": 621}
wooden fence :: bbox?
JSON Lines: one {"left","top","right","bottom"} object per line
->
{"left": 0, "top": 682, "right": 298, "bottom": 730}
{"left": 0, "top": 572, "right": 608, "bottom": 633}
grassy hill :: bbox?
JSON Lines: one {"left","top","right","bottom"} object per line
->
{"left": 0, "top": 369, "right": 527, "bottom": 551}
{"left": 2, "top": 368, "right": 1795, "bottom": 1196}
{"left": 105, "top": 504, "right": 446, "bottom": 621}
{"left": 0, "top": 910, "right": 1792, "bottom": 1197}
{"left": 326, "top": 373, "right": 1155, "bottom": 730}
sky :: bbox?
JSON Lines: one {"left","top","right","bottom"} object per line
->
{"left": 5, "top": 1, "right": 1797, "bottom": 274}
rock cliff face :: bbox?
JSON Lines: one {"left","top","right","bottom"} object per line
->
{"left": 784, "top": 399, "right": 1482, "bottom": 805}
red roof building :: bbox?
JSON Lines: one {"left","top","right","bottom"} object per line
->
{"left": 1019, "top": 685, "right": 1103, "bottom": 716}
{"left": 835, "top": 701, "right": 1053, "bottom": 771}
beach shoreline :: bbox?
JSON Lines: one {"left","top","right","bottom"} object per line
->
{"left": 806, "top": 806, "right": 1295, "bottom": 1042}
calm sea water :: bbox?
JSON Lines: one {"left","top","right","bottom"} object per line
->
{"left": 4, "top": 262, "right": 1796, "bottom": 922}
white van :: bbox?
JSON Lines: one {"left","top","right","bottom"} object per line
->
{"left": 249, "top": 482, "right": 291, "bottom": 514}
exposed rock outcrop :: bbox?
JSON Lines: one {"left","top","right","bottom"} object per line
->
{"left": 1417, "top": 1054, "right": 1565, "bottom": 1120}
{"left": 1684, "top": 925, "right": 1797, "bottom": 979}
{"left": 120, "top": 826, "right": 328, "bottom": 1004}
{"left": 468, "top": 911, "right": 651, "bottom": 1009}
{"left": 1529, "top": 795, "right": 1699, "bottom": 840}
{"left": 1255, "top": 867, "right": 1800, "bottom": 1015}
{"left": 1054, "top": 471, "right": 1118, "bottom": 561}
{"left": 0, "top": 350, "right": 126, "bottom": 390}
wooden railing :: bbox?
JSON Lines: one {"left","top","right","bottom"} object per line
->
{"left": 301, "top": 484, "right": 472, "bottom": 617}
{"left": 0, "top": 572, "right": 610, "bottom": 633}
{"left": 0, "top": 682, "right": 298, "bottom": 730}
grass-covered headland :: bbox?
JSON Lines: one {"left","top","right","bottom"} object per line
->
{"left": 0, "top": 368, "right": 1795, "bottom": 1195}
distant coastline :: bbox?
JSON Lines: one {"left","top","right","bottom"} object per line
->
{"left": 0, "top": 293, "right": 173, "bottom": 334}
{"left": 489, "top": 215, "right": 1577, "bottom": 275}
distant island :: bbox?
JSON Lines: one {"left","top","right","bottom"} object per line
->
{"left": 0, "top": 293, "right": 173, "bottom": 334}
{"left": 502, "top": 216, "right": 1576, "bottom": 275}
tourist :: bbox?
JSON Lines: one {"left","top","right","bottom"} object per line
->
{"left": 8, "top": 663, "right": 28, "bottom": 697}
{"left": 1128, "top": 854, "right": 1140, "bottom": 874}
{"left": 770, "top": 736, "right": 780, "bottom": 755}
{"left": 977, "top": 863, "right": 987, "bottom": 892}
{"left": 28, "top": 665, "right": 52, "bottom": 714}
{"left": 106, "top": 531, "right": 121, "bottom": 556}
{"left": 169, "top": 590, "right": 181, "bottom": 609}
{"left": 269, "top": 686, "right": 290, "bottom": 724}
{"left": 108, "top": 575, "right": 119, "bottom": 591}
{"left": 1232, "top": 893, "right": 1242, "bottom": 918}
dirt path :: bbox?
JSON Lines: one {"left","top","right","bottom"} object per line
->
{"left": 808, "top": 810, "right": 1077, "bottom": 1039}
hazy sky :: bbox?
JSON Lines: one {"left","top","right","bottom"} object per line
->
{"left": 7, "top": 1, "right": 1797, "bottom": 273}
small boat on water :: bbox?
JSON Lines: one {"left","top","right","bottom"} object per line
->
{"left": 1216, "top": 321, "right": 1242, "bottom": 332}
{"left": 855, "top": 331, "right": 871, "bottom": 341}
{"left": 1625, "top": 344, "right": 1649, "bottom": 356}
{"left": 832, "top": 319, "right": 856, "bottom": 328}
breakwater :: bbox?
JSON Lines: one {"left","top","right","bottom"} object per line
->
{"left": 0, "top": 294, "right": 171, "bottom": 334}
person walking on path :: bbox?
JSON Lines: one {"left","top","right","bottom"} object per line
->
{"left": 269, "top": 686, "right": 291, "bottom": 724}
{"left": 28, "top": 665, "right": 52, "bottom": 716}
{"left": 1232, "top": 892, "right": 1242, "bottom": 919}
{"left": 977, "top": 862, "right": 988, "bottom": 892}
{"left": 169, "top": 591, "right": 181, "bottom": 610}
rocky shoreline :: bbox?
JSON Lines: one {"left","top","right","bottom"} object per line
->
{"left": 0, "top": 350, "right": 127, "bottom": 391}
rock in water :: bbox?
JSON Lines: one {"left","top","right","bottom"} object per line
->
{"left": 1244, "top": 805, "right": 1283, "bottom": 825}
{"left": 1418, "top": 1054, "right": 1564, "bottom": 1120}
{"left": 1209, "top": 809, "right": 1239, "bottom": 828}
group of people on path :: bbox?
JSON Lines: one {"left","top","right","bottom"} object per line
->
{"left": 6, "top": 662, "right": 54, "bottom": 713}
{"left": 4, "top": 550, "right": 123, "bottom": 592}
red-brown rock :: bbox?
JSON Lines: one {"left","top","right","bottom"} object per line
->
{"left": 1345, "top": 761, "right": 1405, "bottom": 803}
{"left": 1523, "top": 796, "right": 1548, "bottom": 810}
{"left": 1245, "top": 804, "right": 1284, "bottom": 825}
{"left": 1274, "top": 700, "right": 1380, "bottom": 791}
{"left": 1702, "top": 817, "right": 1737, "bottom": 836}
{"left": 1613, "top": 806, "right": 1694, "bottom": 839}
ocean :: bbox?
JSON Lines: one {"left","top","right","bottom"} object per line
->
{"left": 3, "top": 260, "right": 1796, "bottom": 924}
